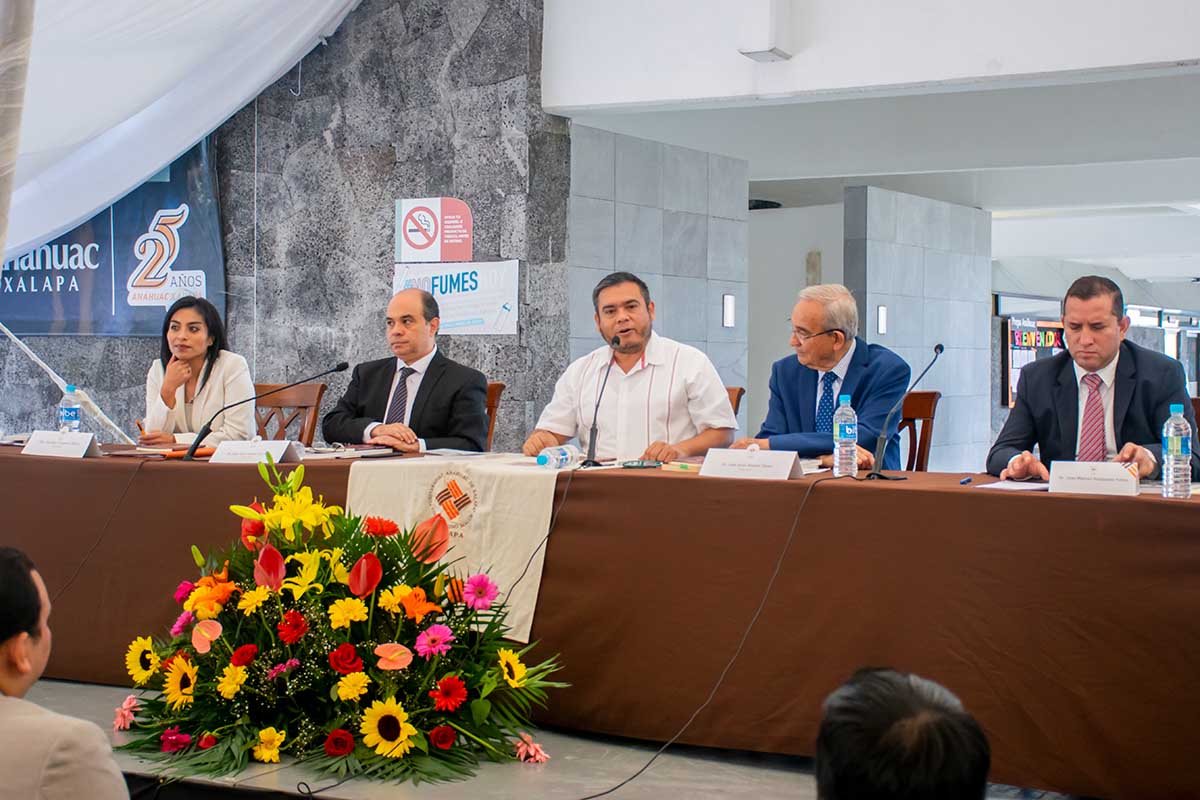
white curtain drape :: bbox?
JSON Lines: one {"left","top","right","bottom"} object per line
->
{"left": 0, "top": 0, "right": 35, "bottom": 252}
{"left": 4, "top": 0, "right": 359, "bottom": 260}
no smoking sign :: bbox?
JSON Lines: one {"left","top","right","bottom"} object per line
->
{"left": 395, "top": 197, "right": 473, "bottom": 263}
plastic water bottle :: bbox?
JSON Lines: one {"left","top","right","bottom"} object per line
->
{"left": 536, "top": 444, "right": 583, "bottom": 469}
{"left": 58, "top": 384, "right": 82, "bottom": 434}
{"left": 832, "top": 394, "right": 858, "bottom": 478}
{"left": 1162, "top": 403, "right": 1192, "bottom": 499}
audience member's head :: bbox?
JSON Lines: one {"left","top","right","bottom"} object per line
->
{"left": 816, "top": 668, "right": 990, "bottom": 800}
{"left": 0, "top": 547, "right": 53, "bottom": 698}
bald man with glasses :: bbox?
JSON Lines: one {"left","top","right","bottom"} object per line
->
{"left": 732, "top": 284, "right": 910, "bottom": 470}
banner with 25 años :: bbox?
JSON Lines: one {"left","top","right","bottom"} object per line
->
{"left": 0, "top": 140, "right": 225, "bottom": 336}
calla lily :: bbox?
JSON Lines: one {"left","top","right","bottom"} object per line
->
{"left": 191, "top": 619, "right": 222, "bottom": 654}
{"left": 254, "top": 544, "right": 286, "bottom": 591}
{"left": 410, "top": 514, "right": 450, "bottom": 564}
{"left": 374, "top": 642, "right": 413, "bottom": 671}
{"left": 349, "top": 552, "right": 382, "bottom": 598}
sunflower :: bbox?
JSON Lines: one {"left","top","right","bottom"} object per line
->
{"left": 163, "top": 657, "right": 198, "bottom": 709}
{"left": 337, "top": 671, "right": 372, "bottom": 701}
{"left": 217, "top": 664, "right": 247, "bottom": 700}
{"left": 497, "top": 648, "right": 528, "bottom": 688}
{"left": 125, "top": 636, "right": 160, "bottom": 685}
{"left": 237, "top": 586, "right": 271, "bottom": 615}
{"left": 360, "top": 697, "right": 418, "bottom": 758}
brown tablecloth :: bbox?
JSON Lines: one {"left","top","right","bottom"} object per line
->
{"left": 3, "top": 447, "right": 1198, "bottom": 799}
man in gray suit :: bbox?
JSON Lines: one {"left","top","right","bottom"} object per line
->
{"left": 0, "top": 547, "right": 128, "bottom": 800}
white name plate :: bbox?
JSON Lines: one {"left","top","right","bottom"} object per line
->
{"left": 1048, "top": 460, "right": 1138, "bottom": 497}
{"left": 210, "top": 440, "right": 303, "bottom": 464}
{"left": 700, "top": 448, "right": 803, "bottom": 480}
{"left": 22, "top": 430, "right": 102, "bottom": 459}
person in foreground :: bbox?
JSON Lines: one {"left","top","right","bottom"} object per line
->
{"left": 322, "top": 288, "right": 489, "bottom": 452}
{"left": 141, "top": 296, "right": 255, "bottom": 446}
{"left": 816, "top": 668, "right": 990, "bottom": 800}
{"left": 0, "top": 547, "right": 129, "bottom": 800}
{"left": 522, "top": 271, "right": 736, "bottom": 462}
{"left": 732, "top": 284, "right": 910, "bottom": 471}
{"left": 987, "top": 275, "right": 1199, "bottom": 480}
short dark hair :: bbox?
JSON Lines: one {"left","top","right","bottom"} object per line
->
{"left": 160, "top": 296, "right": 228, "bottom": 388}
{"left": 592, "top": 271, "right": 651, "bottom": 312}
{"left": 0, "top": 547, "right": 41, "bottom": 643}
{"left": 1062, "top": 275, "right": 1124, "bottom": 319}
{"left": 418, "top": 290, "right": 440, "bottom": 323}
{"left": 816, "top": 668, "right": 990, "bottom": 800}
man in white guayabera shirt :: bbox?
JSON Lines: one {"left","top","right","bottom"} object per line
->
{"left": 523, "top": 271, "right": 737, "bottom": 462}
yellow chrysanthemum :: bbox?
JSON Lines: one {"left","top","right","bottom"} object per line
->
{"left": 337, "top": 671, "right": 371, "bottom": 701}
{"left": 163, "top": 657, "right": 198, "bottom": 710}
{"left": 328, "top": 597, "right": 368, "bottom": 630}
{"left": 281, "top": 551, "right": 325, "bottom": 601}
{"left": 497, "top": 648, "right": 528, "bottom": 688}
{"left": 125, "top": 636, "right": 160, "bottom": 685}
{"left": 360, "top": 697, "right": 417, "bottom": 758}
{"left": 217, "top": 664, "right": 247, "bottom": 700}
{"left": 237, "top": 586, "right": 271, "bottom": 615}
{"left": 377, "top": 584, "right": 412, "bottom": 614}
{"left": 252, "top": 727, "right": 286, "bottom": 763}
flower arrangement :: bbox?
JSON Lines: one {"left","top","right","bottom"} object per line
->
{"left": 117, "top": 459, "right": 563, "bottom": 783}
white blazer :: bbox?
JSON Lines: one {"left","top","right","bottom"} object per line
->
{"left": 144, "top": 350, "right": 256, "bottom": 445}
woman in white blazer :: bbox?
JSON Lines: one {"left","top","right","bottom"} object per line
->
{"left": 140, "top": 296, "right": 255, "bottom": 446}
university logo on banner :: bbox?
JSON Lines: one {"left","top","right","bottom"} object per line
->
{"left": 0, "top": 140, "right": 225, "bottom": 336}
{"left": 395, "top": 197, "right": 473, "bottom": 263}
{"left": 427, "top": 469, "right": 477, "bottom": 536}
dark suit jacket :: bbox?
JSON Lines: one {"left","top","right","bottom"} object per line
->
{"left": 986, "top": 340, "right": 1199, "bottom": 479}
{"left": 322, "top": 351, "right": 489, "bottom": 451}
{"left": 756, "top": 337, "right": 911, "bottom": 470}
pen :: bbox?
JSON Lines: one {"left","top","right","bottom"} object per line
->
{"left": 135, "top": 419, "right": 145, "bottom": 435}
{"left": 959, "top": 476, "right": 972, "bottom": 485}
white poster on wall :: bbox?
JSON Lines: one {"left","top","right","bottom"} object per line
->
{"left": 392, "top": 260, "right": 518, "bottom": 335}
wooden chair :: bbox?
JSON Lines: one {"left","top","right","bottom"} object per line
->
{"left": 726, "top": 386, "right": 745, "bottom": 416}
{"left": 897, "top": 390, "right": 941, "bottom": 472}
{"left": 254, "top": 383, "right": 327, "bottom": 446}
{"left": 486, "top": 381, "right": 506, "bottom": 451}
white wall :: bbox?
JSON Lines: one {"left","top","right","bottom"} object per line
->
{"left": 543, "top": 0, "right": 1200, "bottom": 112}
{"left": 746, "top": 204, "right": 843, "bottom": 432}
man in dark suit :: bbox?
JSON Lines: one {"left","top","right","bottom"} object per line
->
{"left": 732, "top": 284, "right": 911, "bottom": 470}
{"left": 322, "top": 289, "right": 489, "bottom": 452}
{"left": 988, "top": 275, "right": 1199, "bottom": 480}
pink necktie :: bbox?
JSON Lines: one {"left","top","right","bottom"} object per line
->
{"left": 1077, "top": 373, "right": 1107, "bottom": 461}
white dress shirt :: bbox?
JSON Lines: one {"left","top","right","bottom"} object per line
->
{"left": 144, "top": 350, "right": 255, "bottom": 445}
{"left": 1073, "top": 353, "right": 1120, "bottom": 460}
{"left": 814, "top": 339, "right": 857, "bottom": 418}
{"left": 536, "top": 332, "right": 738, "bottom": 461}
{"left": 363, "top": 346, "right": 438, "bottom": 451}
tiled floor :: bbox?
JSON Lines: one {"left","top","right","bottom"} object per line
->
{"left": 27, "top": 680, "right": 1071, "bottom": 800}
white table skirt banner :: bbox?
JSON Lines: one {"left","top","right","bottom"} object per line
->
{"left": 345, "top": 457, "right": 557, "bottom": 643}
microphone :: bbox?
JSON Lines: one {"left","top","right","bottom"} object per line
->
{"left": 183, "top": 361, "right": 350, "bottom": 460}
{"left": 581, "top": 336, "right": 620, "bottom": 468}
{"left": 865, "top": 344, "right": 942, "bottom": 481}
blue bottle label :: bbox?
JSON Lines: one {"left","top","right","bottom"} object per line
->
{"left": 59, "top": 407, "right": 80, "bottom": 423}
{"left": 835, "top": 422, "right": 857, "bottom": 442}
{"left": 1163, "top": 435, "right": 1191, "bottom": 457}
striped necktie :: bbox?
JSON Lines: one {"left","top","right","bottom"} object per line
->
{"left": 384, "top": 367, "right": 416, "bottom": 425}
{"left": 1077, "top": 372, "right": 1107, "bottom": 461}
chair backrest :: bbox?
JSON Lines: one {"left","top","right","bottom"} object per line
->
{"left": 897, "top": 390, "right": 941, "bottom": 472}
{"left": 254, "top": 383, "right": 327, "bottom": 447}
{"left": 726, "top": 386, "right": 745, "bottom": 416}
{"left": 486, "top": 381, "right": 506, "bottom": 451}
{"left": 1192, "top": 397, "right": 1200, "bottom": 425}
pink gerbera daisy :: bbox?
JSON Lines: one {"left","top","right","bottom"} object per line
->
{"left": 462, "top": 573, "right": 499, "bottom": 611}
{"left": 414, "top": 624, "right": 456, "bottom": 659}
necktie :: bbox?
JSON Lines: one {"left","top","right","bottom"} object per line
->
{"left": 384, "top": 367, "right": 416, "bottom": 425}
{"left": 1077, "top": 373, "right": 1107, "bottom": 461}
{"left": 815, "top": 372, "right": 838, "bottom": 434}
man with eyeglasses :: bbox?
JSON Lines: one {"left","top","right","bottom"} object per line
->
{"left": 732, "top": 284, "right": 910, "bottom": 470}
{"left": 322, "top": 288, "right": 489, "bottom": 451}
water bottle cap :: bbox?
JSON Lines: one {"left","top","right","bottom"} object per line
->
{"left": 1170, "top": 404, "right": 1184, "bottom": 414}
{"left": 838, "top": 394, "right": 850, "bottom": 405}
{"left": 535, "top": 454, "right": 549, "bottom": 466}
{"left": 65, "top": 384, "right": 76, "bottom": 393}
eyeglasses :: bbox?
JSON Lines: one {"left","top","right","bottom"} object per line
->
{"left": 788, "top": 326, "right": 840, "bottom": 343}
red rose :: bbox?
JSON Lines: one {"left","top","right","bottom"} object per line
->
{"left": 428, "top": 675, "right": 467, "bottom": 712}
{"left": 240, "top": 502, "right": 266, "bottom": 550}
{"left": 278, "top": 611, "right": 308, "bottom": 645}
{"left": 324, "top": 729, "right": 355, "bottom": 757}
{"left": 197, "top": 733, "right": 218, "bottom": 750}
{"left": 230, "top": 644, "right": 258, "bottom": 667}
{"left": 328, "top": 643, "right": 363, "bottom": 675}
{"left": 429, "top": 725, "right": 456, "bottom": 750}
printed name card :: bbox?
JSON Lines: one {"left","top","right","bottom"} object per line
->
{"left": 210, "top": 439, "right": 303, "bottom": 464}
{"left": 699, "top": 448, "right": 803, "bottom": 481}
{"left": 21, "top": 430, "right": 102, "bottom": 459}
{"left": 1048, "top": 460, "right": 1138, "bottom": 497}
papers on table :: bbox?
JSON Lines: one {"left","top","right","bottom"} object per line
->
{"left": 975, "top": 480, "right": 1049, "bottom": 492}
{"left": 424, "top": 448, "right": 489, "bottom": 456}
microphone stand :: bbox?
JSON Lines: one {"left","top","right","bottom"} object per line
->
{"left": 183, "top": 361, "right": 350, "bottom": 461}
{"left": 581, "top": 336, "right": 620, "bottom": 468}
{"left": 865, "top": 344, "right": 943, "bottom": 481}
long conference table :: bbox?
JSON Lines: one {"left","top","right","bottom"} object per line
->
{"left": 2, "top": 446, "right": 1197, "bottom": 799}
